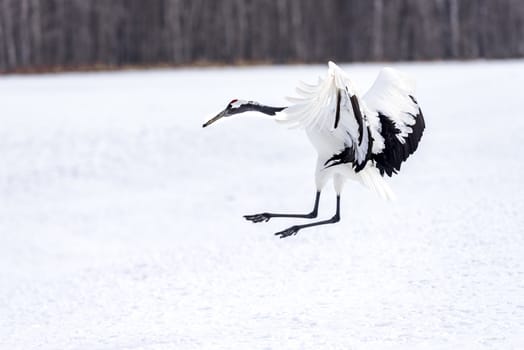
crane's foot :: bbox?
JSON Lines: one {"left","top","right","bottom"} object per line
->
{"left": 274, "top": 226, "right": 300, "bottom": 239}
{"left": 244, "top": 213, "right": 271, "bottom": 223}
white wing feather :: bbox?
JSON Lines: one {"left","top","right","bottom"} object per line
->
{"left": 362, "top": 67, "right": 425, "bottom": 177}
{"left": 277, "top": 61, "right": 370, "bottom": 165}
{"left": 363, "top": 67, "right": 420, "bottom": 146}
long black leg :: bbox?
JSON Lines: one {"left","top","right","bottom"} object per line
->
{"left": 244, "top": 191, "right": 320, "bottom": 223}
{"left": 274, "top": 195, "right": 341, "bottom": 238}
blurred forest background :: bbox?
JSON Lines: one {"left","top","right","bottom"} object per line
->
{"left": 0, "top": 0, "right": 523, "bottom": 73}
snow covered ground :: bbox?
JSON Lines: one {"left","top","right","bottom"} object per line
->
{"left": 1, "top": 61, "right": 523, "bottom": 349}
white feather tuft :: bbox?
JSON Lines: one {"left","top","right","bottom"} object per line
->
{"left": 358, "top": 166, "right": 396, "bottom": 201}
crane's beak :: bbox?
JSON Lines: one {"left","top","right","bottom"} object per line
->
{"left": 202, "top": 109, "right": 227, "bottom": 128}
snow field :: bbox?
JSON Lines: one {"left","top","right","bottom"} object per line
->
{"left": 1, "top": 61, "right": 524, "bottom": 349}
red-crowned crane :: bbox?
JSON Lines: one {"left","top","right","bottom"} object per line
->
{"left": 203, "top": 62, "right": 425, "bottom": 238}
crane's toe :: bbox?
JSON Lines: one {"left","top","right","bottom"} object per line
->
{"left": 274, "top": 226, "right": 300, "bottom": 239}
{"left": 244, "top": 213, "right": 271, "bottom": 223}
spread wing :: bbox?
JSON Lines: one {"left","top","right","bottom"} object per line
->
{"left": 277, "top": 61, "right": 372, "bottom": 171}
{"left": 363, "top": 68, "right": 426, "bottom": 176}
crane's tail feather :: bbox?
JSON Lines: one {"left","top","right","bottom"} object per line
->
{"left": 358, "top": 167, "right": 396, "bottom": 201}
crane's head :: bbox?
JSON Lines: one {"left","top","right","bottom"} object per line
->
{"left": 202, "top": 99, "right": 248, "bottom": 127}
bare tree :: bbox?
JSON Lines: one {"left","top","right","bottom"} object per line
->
{"left": 1, "top": 0, "right": 17, "bottom": 70}
{"left": 0, "top": 0, "right": 523, "bottom": 73}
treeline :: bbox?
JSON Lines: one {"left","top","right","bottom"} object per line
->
{"left": 0, "top": 0, "right": 523, "bottom": 73}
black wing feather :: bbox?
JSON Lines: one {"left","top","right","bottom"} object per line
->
{"left": 350, "top": 95, "right": 364, "bottom": 144}
{"left": 372, "top": 101, "right": 425, "bottom": 177}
